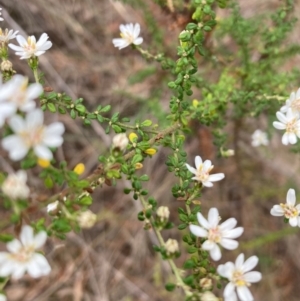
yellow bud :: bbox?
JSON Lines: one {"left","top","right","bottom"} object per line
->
{"left": 74, "top": 163, "right": 85, "bottom": 175}
{"left": 38, "top": 158, "right": 51, "bottom": 168}
{"left": 192, "top": 99, "right": 199, "bottom": 108}
{"left": 144, "top": 148, "right": 157, "bottom": 155}
{"left": 135, "top": 163, "right": 143, "bottom": 169}
{"left": 129, "top": 132, "right": 138, "bottom": 143}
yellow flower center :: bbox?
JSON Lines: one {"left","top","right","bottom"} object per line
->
{"left": 26, "top": 37, "right": 36, "bottom": 51}
{"left": 232, "top": 270, "right": 248, "bottom": 287}
{"left": 20, "top": 126, "right": 45, "bottom": 147}
{"left": 196, "top": 164, "right": 213, "bottom": 182}
{"left": 208, "top": 227, "right": 221, "bottom": 243}
{"left": 286, "top": 118, "right": 298, "bottom": 133}
{"left": 10, "top": 245, "right": 34, "bottom": 263}
{"left": 120, "top": 32, "right": 134, "bottom": 43}
{"left": 280, "top": 203, "right": 299, "bottom": 218}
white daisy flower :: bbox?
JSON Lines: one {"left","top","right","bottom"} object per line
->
{"left": 0, "top": 28, "right": 18, "bottom": 43}
{"left": 186, "top": 155, "right": 225, "bottom": 187}
{"left": 112, "top": 23, "right": 143, "bottom": 50}
{"left": 0, "top": 74, "right": 42, "bottom": 127}
{"left": 2, "top": 109, "right": 65, "bottom": 161}
{"left": 0, "top": 225, "right": 51, "bottom": 279}
{"left": 273, "top": 108, "right": 300, "bottom": 145}
{"left": 280, "top": 88, "right": 300, "bottom": 114}
{"left": 270, "top": 188, "right": 300, "bottom": 227}
{"left": 0, "top": 8, "right": 3, "bottom": 22}
{"left": 189, "top": 208, "right": 244, "bottom": 261}
{"left": 1, "top": 170, "right": 30, "bottom": 200}
{"left": 217, "top": 253, "right": 262, "bottom": 301}
{"left": 8, "top": 33, "right": 52, "bottom": 59}
{"left": 251, "top": 129, "right": 269, "bottom": 147}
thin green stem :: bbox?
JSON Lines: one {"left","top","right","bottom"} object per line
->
{"left": 33, "top": 68, "right": 39, "bottom": 83}
{"left": 139, "top": 195, "right": 192, "bottom": 297}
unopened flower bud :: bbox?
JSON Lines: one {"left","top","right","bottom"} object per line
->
{"left": 165, "top": 238, "right": 179, "bottom": 255}
{"left": 1, "top": 60, "right": 12, "bottom": 72}
{"left": 201, "top": 291, "right": 218, "bottom": 301}
{"left": 2, "top": 170, "right": 30, "bottom": 200}
{"left": 112, "top": 133, "right": 129, "bottom": 151}
{"left": 77, "top": 210, "right": 97, "bottom": 228}
{"left": 200, "top": 278, "right": 212, "bottom": 289}
{"left": 74, "top": 163, "right": 85, "bottom": 175}
{"left": 156, "top": 206, "right": 170, "bottom": 221}
{"left": 144, "top": 148, "right": 157, "bottom": 155}
{"left": 135, "top": 163, "right": 143, "bottom": 169}
{"left": 38, "top": 158, "right": 51, "bottom": 168}
{"left": 47, "top": 200, "right": 59, "bottom": 213}
{"left": 220, "top": 148, "right": 235, "bottom": 157}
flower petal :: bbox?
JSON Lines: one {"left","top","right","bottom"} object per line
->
{"left": 20, "top": 225, "right": 34, "bottom": 246}
{"left": 286, "top": 189, "right": 296, "bottom": 206}
{"left": 208, "top": 173, "right": 225, "bottom": 182}
{"left": 209, "top": 244, "right": 221, "bottom": 261}
{"left": 7, "top": 239, "right": 22, "bottom": 253}
{"left": 189, "top": 225, "right": 208, "bottom": 237}
{"left": 220, "top": 218, "right": 237, "bottom": 231}
{"left": 244, "top": 271, "right": 262, "bottom": 283}
{"left": 194, "top": 156, "right": 202, "bottom": 169}
{"left": 33, "top": 231, "right": 47, "bottom": 249}
{"left": 220, "top": 238, "right": 239, "bottom": 250}
{"left": 207, "top": 207, "right": 219, "bottom": 227}
{"left": 197, "top": 212, "right": 210, "bottom": 229}
{"left": 223, "top": 227, "right": 244, "bottom": 239}
{"left": 242, "top": 255, "right": 258, "bottom": 273}
{"left": 236, "top": 286, "right": 253, "bottom": 301}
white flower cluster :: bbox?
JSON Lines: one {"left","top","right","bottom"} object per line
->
{"left": 0, "top": 11, "right": 62, "bottom": 161}
{"left": 0, "top": 75, "right": 65, "bottom": 160}
{"left": 273, "top": 88, "right": 300, "bottom": 145}
{"left": 186, "top": 156, "right": 261, "bottom": 301}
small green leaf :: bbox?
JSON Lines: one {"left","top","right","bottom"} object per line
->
{"left": 100, "top": 105, "right": 111, "bottom": 112}
{"left": 183, "top": 259, "right": 195, "bottom": 269}
{"left": 58, "top": 106, "right": 66, "bottom": 114}
{"left": 75, "top": 104, "right": 86, "bottom": 113}
{"left": 153, "top": 245, "right": 161, "bottom": 252}
{"left": 78, "top": 196, "right": 93, "bottom": 205}
{"left": 132, "top": 154, "right": 143, "bottom": 164}
{"left": 97, "top": 115, "right": 104, "bottom": 122}
{"left": 0, "top": 233, "right": 14, "bottom": 242}
{"left": 187, "top": 246, "right": 198, "bottom": 254}
{"left": 165, "top": 283, "right": 176, "bottom": 291}
{"left": 112, "top": 124, "right": 122, "bottom": 133}
{"left": 141, "top": 119, "right": 152, "bottom": 127}
{"left": 178, "top": 223, "right": 187, "bottom": 230}
{"left": 140, "top": 174, "right": 149, "bottom": 181}
{"left": 44, "top": 176, "right": 53, "bottom": 189}
{"left": 70, "top": 109, "right": 76, "bottom": 119}
{"left": 47, "top": 103, "right": 56, "bottom": 112}
{"left": 74, "top": 180, "right": 90, "bottom": 188}
{"left": 47, "top": 92, "right": 57, "bottom": 100}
